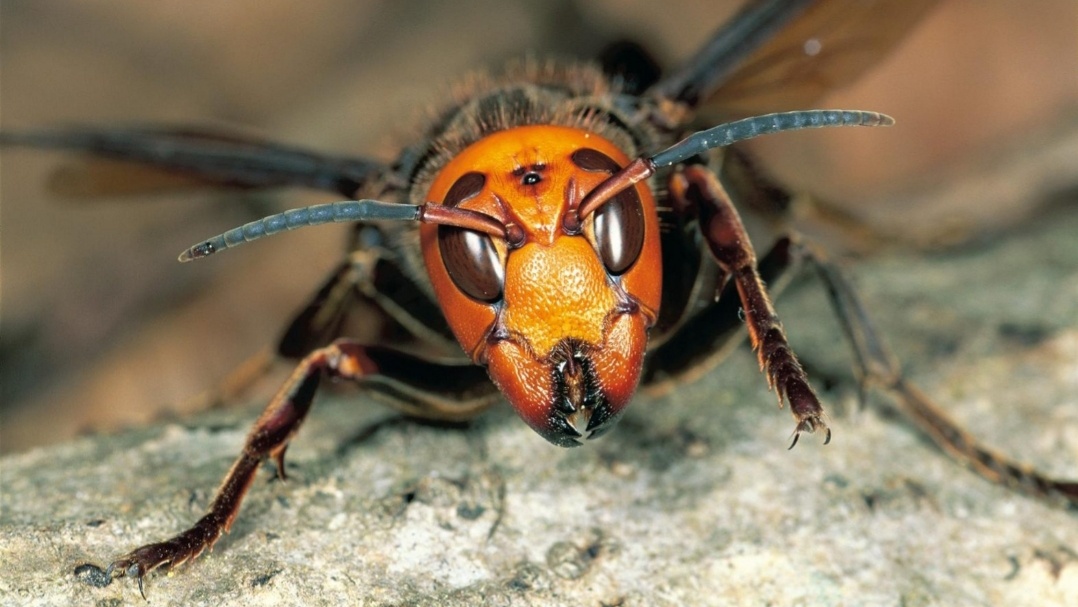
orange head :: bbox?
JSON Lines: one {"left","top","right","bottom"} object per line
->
{"left": 420, "top": 126, "right": 662, "bottom": 447}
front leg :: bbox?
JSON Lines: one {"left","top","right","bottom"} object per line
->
{"left": 670, "top": 165, "right": 829, "bottom": 448}
{"left": 103, "top": 339, "right": 496, "bottom": 597}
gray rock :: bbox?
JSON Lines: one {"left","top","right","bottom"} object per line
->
{"left": 3, "top": 207, "right": 1077, "bottom": 606}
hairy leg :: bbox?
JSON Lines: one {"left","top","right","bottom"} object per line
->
{"left": 669, "top": 165, "right": 829, "bottom": 447}
{"left": 104, "top": 339, "right": 496, "bottom": 597}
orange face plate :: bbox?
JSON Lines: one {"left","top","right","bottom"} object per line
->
{"left": 419, "top": 125, "right": 662, "bottom": 444}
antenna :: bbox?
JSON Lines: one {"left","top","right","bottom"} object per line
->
{"left": 178, "top": 199, "right": 506, "bottom": 261}
{"left": 574, "top": 110, "right": 893, "bottom": 222}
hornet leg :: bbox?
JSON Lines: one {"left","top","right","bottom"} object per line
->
{"left": 104, "top": 338, "right": 496, "bottom": 597}
{"left": 669, "top": 165, "right": 829, "bottom": 448}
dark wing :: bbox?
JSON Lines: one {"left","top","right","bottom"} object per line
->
{"left": 651, "top": 0, "right": 939, "bottom": 116}
{"left": 0, "top": 127, "right": 390, "bottom": 199}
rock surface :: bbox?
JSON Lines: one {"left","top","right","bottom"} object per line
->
{"left": 2, "top": 207, "right": 1077, "bottom": 606}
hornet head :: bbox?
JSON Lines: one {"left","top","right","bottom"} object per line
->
{"left": 419, "top": 125, "right": 662, "bottom": 446}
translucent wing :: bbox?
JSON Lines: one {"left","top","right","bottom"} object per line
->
{"left": 0, "top": 127, "right": 390, "bottom": 199}
{"left": 652, "top": 0, "right": 939, "bottom": 116}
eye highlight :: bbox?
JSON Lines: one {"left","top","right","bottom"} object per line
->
{"left": 438, "top": 171, "right": 505, "bottom": 302}
{"left": 439, "top": 225, "right": 505, "bottom": 302}
{"left": 571, "top": 148, "right": 645, "bottom": 275}
{"left": 593, "top": 187, "right": 644, "bottom": 275}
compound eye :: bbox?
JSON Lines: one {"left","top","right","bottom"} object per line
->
{"left": 437, "top": 171, "right": 504, "bottom": 302}
{"left": 571, "top": 148, "right": 645, "bottom": 275}
{"left": 439, "top": 226, "right": 505, "bottom": 302}
{"left": 593, "top": 186, "right": 645, "bottom": 275}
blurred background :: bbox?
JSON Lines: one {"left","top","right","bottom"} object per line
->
{"left": 2, "top": 0, "right": 1076, "bottom": 452}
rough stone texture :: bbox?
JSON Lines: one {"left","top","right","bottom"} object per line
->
{"left": 2, "top": 204, "right": 1077, "bottom": 606}
{"left": 4, "top": 0, "right": 1078, "bottom": 453}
